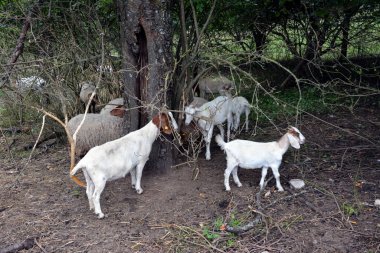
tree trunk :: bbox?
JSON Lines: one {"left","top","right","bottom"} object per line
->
{"left": 118, "top": 0, "right": 174, "bottom": 172}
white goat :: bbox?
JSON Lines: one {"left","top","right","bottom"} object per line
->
{"left": 70, "top": 112, "right": 178, "bottom": 218}
{"left": 185, "top": 96, "right": 233, "bottom": 160}
{"left": 215, "top": 127, "right": 305, "bottom": 192}
{"left": 231, "top": 96, "right": 251, "bottom": 132}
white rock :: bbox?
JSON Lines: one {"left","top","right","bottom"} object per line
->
{"left": 289, "top": 179, "right": 305, "bottom": 189}
{"left": 375, "top": 199, "right": 380, "bottom": 207}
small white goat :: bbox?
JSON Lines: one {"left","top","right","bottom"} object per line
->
{"left": 185, "top": 96, "right": 233, "bottom": 160}
{"left": 70, "top": 112, "right": 178, "bottom": 218}
{"left": 231, "top": 96, "right": 251, "bottom": 132}
{"left": 80, "top": 81, "right": 98, "bottom": 113}
{"left": 215, "top": 127, "right": 305, "bottom": 192}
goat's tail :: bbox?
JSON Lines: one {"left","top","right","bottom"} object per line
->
{"left": 215, "top": 134, "right": 226, "bottom": 150}
{"left": 70, "top": 161, "right": 86, "bottom": 187}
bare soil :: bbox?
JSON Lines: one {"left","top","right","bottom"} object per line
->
{"left": 1, "top": 107, "right": 379, "bottom": 253}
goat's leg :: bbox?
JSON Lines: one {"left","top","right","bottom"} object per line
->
{"left": 83, "top": 170, "right": 95, "bottom": 210}
{"left": 130, "top": 167, "right": 136, "bottom": 189}
{"left": 224, "top": 163, "right": 237, "bottom": 191}
{"left": 271, "top": 165, "right": 284, "bottom": 192}
{"left": 259, "top": 167, "right": 268, "bottom": 190}
{"left": 205, "top": 127, "right": 214, "bottom": 160}
{"left": 92, "top": 178, "right": 106, "bottom": 219}
{"left": 232, "top": 167, "right": 242, "bottom": 187}
{"left": 234, "top": 114, "right": 240, "bottom": 131}
{"left": 134, "top": 161, "right": 148, "bottom": 194}
{"left": 244, "top": 108, "right": 250, "bottom": 132}
{"left": 227, "top": 112, "right": 233, "bottom": 141}
{"left": 217, "top": 124, "right": 224, "bottom": 141}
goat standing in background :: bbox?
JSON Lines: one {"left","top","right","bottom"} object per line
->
{"left": 70, "top": 112, "right": 178, "bottom": 218}
{"left": 216, "top": 127, "right": 305, "bottom": 192}
{"left": 185, "top": 96, "right": 233, "bottom": 160}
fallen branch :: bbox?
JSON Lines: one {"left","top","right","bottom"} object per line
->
{"left": 0, "top": 237, "right": 37, "bottom": 253}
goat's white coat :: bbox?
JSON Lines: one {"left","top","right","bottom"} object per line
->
{"left": 231, "top": 96, "right": 251, "bottom": 132}
{"left": 71, "top": 114, "right": 178, "bottom": 218}
{"left": 185, "top": 96, "right": 233, "bottom": 160}
{"left": 215, "top": 127, "right": 305, "bottom": 192}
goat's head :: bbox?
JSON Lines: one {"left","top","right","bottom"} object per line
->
{"left": 152, "top": 112, "right": 178, "bottom": 135}
{"left": 184, "top": 106, "right": 197, "bottom": 125}
{"left": 286, "top": 126, "right": 306, "bottom": 149}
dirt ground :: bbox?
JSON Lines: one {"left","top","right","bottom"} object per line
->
{"left": 0, "top": 107, "right": 379, "bottom": 253}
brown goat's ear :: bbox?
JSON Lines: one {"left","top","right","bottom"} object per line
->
{"left": 288, "top": 127, "right": 300, "bottom": 139}
{"left": 152, "top": 113, "right": 172, "bottom": 134}
{"left": 110, "top": 106, "right": 125, "bottom": 118}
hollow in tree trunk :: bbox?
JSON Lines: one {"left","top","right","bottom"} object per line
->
{"left": 118, "top": 0, "right": 174, "bottom": 172}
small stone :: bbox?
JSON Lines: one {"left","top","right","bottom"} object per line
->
{"left": 329, "top": 178, "right": 334, "bottom": 183}
{"left": 264, "top": 191, "right": 271, "bottom": 198}
{"left": 375, "top": 199, "right": 380, "bottom": 207}
{"left": 289, "top": 179, "right": 305, "bottom": 189}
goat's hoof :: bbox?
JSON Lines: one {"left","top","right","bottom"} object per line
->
{"left": 237, "top": 183, "right": 242, "bottom": 188}
{"left": 206, "top": 156, "right": 211, "bottom": 160}
{"left": 136, "top": 188, "right": 143, "bottom": 194}
{"left": 225, "top": 188, "right": 231, "bottom": 192}
{"left": 277, "top": 188, "right": 284, "bottom": 192}
{"left": 97, "top": 213, "right": 105, "bottom": 219}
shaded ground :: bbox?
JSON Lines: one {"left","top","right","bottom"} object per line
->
{"left": 0, "top": 107, "right": 379, "bottom": 252}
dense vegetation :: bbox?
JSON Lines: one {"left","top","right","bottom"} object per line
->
{"left": 0, "top": 0, "right": 379, "bottom": 126}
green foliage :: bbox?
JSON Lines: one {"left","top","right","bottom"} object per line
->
{"left": 202, "top": 226, "right": 219, "bottom": 241}
{"left": 240, "top": 86, "right": 345, "bottom": 124}
{"left": 342, "top": 202, "right": 359, "bottom": 217}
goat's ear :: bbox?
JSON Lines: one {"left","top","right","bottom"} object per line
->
{"left": 110, "top": 106, "right": 125, "bottom": 118}
{"left": 152, "top": 113, "right": 172, "bottom": 134}
{"left": 288, "top": 134, "right": 300, "bottom": 149}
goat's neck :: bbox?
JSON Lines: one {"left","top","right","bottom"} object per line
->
{"left": 140, "top": 121, "right": 160, "bottom": 143}
{"left": 277, "top": 134, "right": 290, "bottom": 155}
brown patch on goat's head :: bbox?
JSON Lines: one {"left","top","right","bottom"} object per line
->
{"left": 152, "top": 113, "right": 172, "bottom": 135}
{"left": 288, "top": 127, "right": 300, "bottom": 139}
{"left": 110, "top": 105, "right": 126, "bottom": 118}
{"left": 287, "top": 126, "right": 306, "bottom": 145}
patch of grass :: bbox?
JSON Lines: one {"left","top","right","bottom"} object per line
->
{"left": 241, "top": 86, "right": 348, "bottom": 123}
{"left": 71, "top": 188, "right": 82, "bottom": 198}
{"left": 342, "top": 202, "right": 360, "bottom": 217}
{"left": 202, "top": 226, "right": 220, "bottom": 241}
{"left": 228, "top": 212, "right": 242, "bottom": 228}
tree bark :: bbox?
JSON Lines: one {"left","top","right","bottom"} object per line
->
{"left": 118, "top": 0, "right": 174, "bottom": 172}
